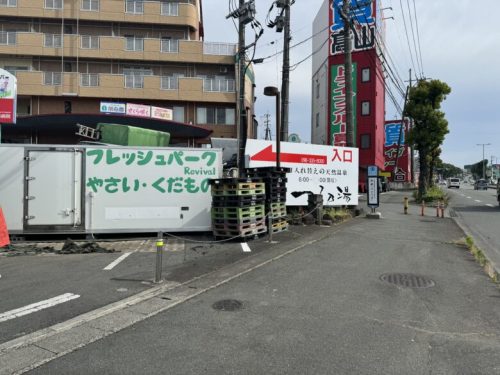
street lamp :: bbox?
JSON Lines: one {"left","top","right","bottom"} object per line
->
{"left": 263, "top": 86, "right": 281, "bottom": 168}
{"left": 477, "top": 143, "right": 491, "bottom": 180}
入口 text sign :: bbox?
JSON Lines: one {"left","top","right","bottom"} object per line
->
{"left": 246, "top": 139, "right": 359, "bottom": 206}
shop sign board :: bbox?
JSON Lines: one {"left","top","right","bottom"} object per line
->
{"left": 246, "top": 139, "right": 359, "bottom": 206}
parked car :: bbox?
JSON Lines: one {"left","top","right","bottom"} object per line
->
{"left": 474, "top": 179, "right": 488, "bottom": 190}
{"left": 447, "top": 178, "right": 460, "bottom": 189}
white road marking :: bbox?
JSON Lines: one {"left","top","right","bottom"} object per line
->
{"left": 474, "top": 200, "right": 482, "bottom": 203}
{"left": 0, "top": 293, "right": 80, "bottom": 323}
{"left": 241, "top": 243, "right": 251, "bottom": 253}
{"left": 486, "top": 204, "right": 494, "bottom": 207}
{"left": 103, "top": 252, "right": 132, "bottom": 270}
{"left": 466, "top": 196, "right": 472, "bottom": 199}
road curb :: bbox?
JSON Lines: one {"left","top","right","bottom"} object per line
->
{"left": 449, "top": 214, "right": 500, "bottom": 283}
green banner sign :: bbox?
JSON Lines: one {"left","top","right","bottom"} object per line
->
{"left": 330, "top": 63, "right": 357, "bottom": 146}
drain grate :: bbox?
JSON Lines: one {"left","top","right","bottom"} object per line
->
{"left": 212, "top": 299, "right": 243, "bottom": 311}
{"left": 380, "top": 273, "right": 435, "bottom": 288}
{"left": 448, "top": 209, "right": 458, "bottom": 218}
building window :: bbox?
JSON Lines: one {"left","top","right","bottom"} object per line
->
{"left": 81, "top": 35, "right": 99, "bottom": 49}
{"left": 125, "top": 36, "right": 144, "bottom": 51}
{"left": 315, "top": 81, "right": 320, "bottom": 99}
{"left": 44, "top": 33, "right": 62, "bottom": 48}
{"left": 81, "top": 0, "right": 99, "bottom": 11}
{"left": 161, "top": 74, "right": 182, "bottom": 90}
{"left": 173, "top": 106, "right": 184, "bottom": 122}
{"left": 197, "top": 107, "right": 235, "bottom": 125}
{"left": 203, "top": 77, "right": 235, "bottom": 92}
{"left": 64, "top": 25, "right": 74, "bottom": 34}
{"left": 361, "top": 68, "right": 370, "bottom": 83}
{"left": 45, "top": 0, "right": 62, "bottom": 9}
{"left": 0, "top": 31, "right": 16, "bottom": 45}
{"left": 361, "top": 101, "right": 370, "bottom": 116}
{"left": 161, "top": 1, "right": 178, "bottom": 16}
{"left": 126, "top": 0, "right": 143, "bottom": 14}
{"left": 360, "top": 134, "right": 370, "bottom": 149}
{"left": 4, "top": 66, "right": 28, "bottom": 75}
{"left": 0, "top": 0, "right": 17, "bottom": 7}
{"left": 44, "top": 72, "right": 62, "bottom": 86}
{"left": 161, "top": 37, "right": 179, "bottom": 53}
{"left": 80, "top": 73, "right": 99, "bottom": 87}
{"left": 315, "top": 112, "right": 320, "bottom": 128}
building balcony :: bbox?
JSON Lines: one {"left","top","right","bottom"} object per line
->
{"left": 0, "top": 31, "right": 236, "bottom": 65}
{"left": 15, "top": 71, "right": 236, "bottom": 103}
{"left": 0, "top": 0, "right": 199, "bottom": 30}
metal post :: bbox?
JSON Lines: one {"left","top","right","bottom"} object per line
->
{"left": 404, "top": 197, "right": 408, "bottom": 214}
{"left": 155, "top": 232, "right": 164, "bottom": 283}
{"left": 276, "top": 91, "right": 281, "bottom": 168}
{"left": 267, "top": 214, "right": 273, "bottom": 243}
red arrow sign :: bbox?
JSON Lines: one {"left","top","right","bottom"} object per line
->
{"left": 250, "top": 145, "right": 327, "bottom": 165}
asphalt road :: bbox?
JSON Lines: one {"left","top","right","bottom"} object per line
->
{"left": 0, "top": 229, "right": 304, "bottom": 345}
{"left": 27, "top": 192, "right": 500, "bottom": 374}
{"left": 446, "top": 182, "right": 500, "bottom": 271}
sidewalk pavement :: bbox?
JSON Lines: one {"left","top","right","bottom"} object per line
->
{"left": 2, "top": 191, "right": 500, "bottom": 374}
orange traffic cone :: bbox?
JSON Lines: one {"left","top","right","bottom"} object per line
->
{"left": 0, "top": 207, "right": 10, "bottom": 248}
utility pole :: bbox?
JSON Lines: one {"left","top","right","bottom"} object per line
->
{"left": 409, "top": 69, "right": 415, "bottom": 183}
{"left": 340, "top": 0, "right": 354, "bottom": 147}
{"left": 227, "top": 0, "right": 255, "bottom": 177}
{"left": 477, "top": 143, "right": 491, "bottom": 180}
{"left": 263, "top": 112, "right": 272, "bottom": 140}
{"left": 280, "top": 0, "right": 291, "bottom": 142}
{"left": 237, "top": 0, "right": 247, "bottom": 177}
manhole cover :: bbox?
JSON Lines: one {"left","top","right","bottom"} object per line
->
{"left": 212, "top": 299, "right": 243, "bottom": 311}
{"left": 380, "top": 273, "right": 435, "bottom": 288}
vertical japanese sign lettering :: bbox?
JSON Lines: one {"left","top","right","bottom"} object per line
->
{"left": 330, "top": 63, "right": 357, "bottom": 146}
{"left": 384, "top": 121, "right": 410, "bottom": 181}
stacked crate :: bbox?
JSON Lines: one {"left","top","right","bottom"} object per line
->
{"left": 210, "top": 178, "right": 267, "bottom": 239}
{"left": 245, "top": 167, "right": 290, "bottom": 234}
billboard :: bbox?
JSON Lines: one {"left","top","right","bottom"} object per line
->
{"left": 384, "top": 120, "right": 410, "bottom": 182}
{"left": 85, "top": 147, "right": 222, "bottom": 231}
{"left": 100, "top": 102, "right": 126, "bottom": 114}
{"left": 246, "top": 139, "right": 359, "bottom": 206}
{"left": 329, "top": 0, "right": 376, "bottom": 56}
{"left": 126, "top": 103, "right": 151, "bottom": 118}
{"left": 330, "top": 63, "right": 356, "bottom": 146}
{"left": 151, "top": 106, "right": 173, "bottom": 121}
{"left": 0, "top": 69, "right": 17, "bottom": 124}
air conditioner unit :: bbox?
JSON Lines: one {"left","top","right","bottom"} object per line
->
{"left": 220, "top": 67, "right": 228, "bottom": 74}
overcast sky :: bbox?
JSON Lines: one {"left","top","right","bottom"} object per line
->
{"left": 203, "top": 0, "right": 500, "bottom": 168}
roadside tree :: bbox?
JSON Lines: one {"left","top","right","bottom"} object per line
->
{"left": 406, "top": 80, "right": 451, "bottom": 198}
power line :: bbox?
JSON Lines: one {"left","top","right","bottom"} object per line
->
{"left": 411, "top": 0, "right": 424, "bottom": 77}
{"left": 398, "top": 0, "right": 418, "bottom": 75}
{"left": 405, "top": 0, "right": 423, "bottom": 77}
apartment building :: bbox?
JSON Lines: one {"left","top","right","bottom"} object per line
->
{"left": 0, "top": 0, "right": 255, "bottom": 142}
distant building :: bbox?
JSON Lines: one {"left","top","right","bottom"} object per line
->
{"left": 0, "top": 0, "right": 256, "bottom": 144}
{"left": 311, "top": 0, "right": 386, "bottom": 190}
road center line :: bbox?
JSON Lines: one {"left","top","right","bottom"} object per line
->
{"left": 103, "top": 252, "right": 132, "bottom": 270}
{"left": 0, "top": 293, "right": 80, "bottom": 323}
{"left": 474, "top": 199, "right": 482, "bottom": 203}
{"left": 485, "top": 204, "right": 494, "bottom": 207}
